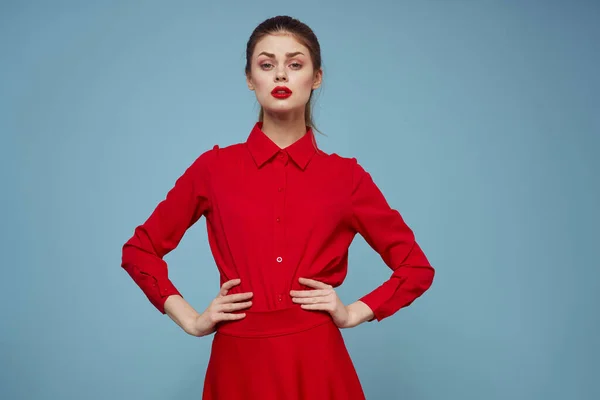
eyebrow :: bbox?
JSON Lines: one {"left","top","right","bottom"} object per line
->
{"left": 257, "top": 51, "right": 305, "bottom": 59}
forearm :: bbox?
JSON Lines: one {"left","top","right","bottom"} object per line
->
{"left": 164, "top": 294, "right": 201, "bottom": 333}
{"left": 347, "top": 300, "right": 375, "bottom": 327}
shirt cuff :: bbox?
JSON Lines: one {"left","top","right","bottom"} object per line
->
{"left": 124, "top": 264, "right": 183, "bottom": 314}
{"left": 358, "top": 282, "right": 399, "bottom": 322}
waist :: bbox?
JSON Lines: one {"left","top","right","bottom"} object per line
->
{"left": 215, "top": 305, "right": 333, "bottom": 338}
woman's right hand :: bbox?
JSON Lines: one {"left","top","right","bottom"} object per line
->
{"left": 188, "top": 278, "right": 253, "bottom": 337}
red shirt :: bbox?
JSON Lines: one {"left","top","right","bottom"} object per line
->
{"left": 121, "top": 122, "right": 434, "bottom": 322}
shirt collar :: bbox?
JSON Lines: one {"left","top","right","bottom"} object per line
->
{"left": 245, "top": 121, "right": 318, "bottom": 170}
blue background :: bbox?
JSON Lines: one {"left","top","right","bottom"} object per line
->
{"left": 2, "top": 1, "right": 598, "bottom": 399}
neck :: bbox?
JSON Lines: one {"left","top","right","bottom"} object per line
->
{"left": 260, "top": 109, "right": 307, "bottom": 149}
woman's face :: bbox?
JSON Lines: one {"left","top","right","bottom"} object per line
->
{"left": 246, "top": 33, "right": 322, "bottom": 118}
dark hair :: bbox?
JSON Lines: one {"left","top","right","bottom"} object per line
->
{"left": 245, "top": 15, "right": 324, "bottom": 135}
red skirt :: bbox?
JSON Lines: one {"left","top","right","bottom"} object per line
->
{"left": 202, "top": 305, "right": 366, "bottom": 399}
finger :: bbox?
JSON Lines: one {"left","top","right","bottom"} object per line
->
{"left": 300, "top": 303, "right": 329, "bottom": 311}
{"left": 290, "top": 289, "right": 331, "bottom": 297}
{"left": 218, "top": 301, "right": 253, "bottom": 312}
{"left": 290, "top": 289, "right": 331, "bottom": 298}
{"left": 298, "top": 277, "right": 331, "bottom": 289}
{"left": 219, "top": 278, "right": 241, "bottom": 296}
{"left": 217, "top": 312, "right": 247, "bottom": 321}
{"left": 292, "top": 296, "right": 330, "bottom": 305}
{"left": 218, "top": 292, "right": 253, "bottom": 303}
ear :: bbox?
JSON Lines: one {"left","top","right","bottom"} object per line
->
{"left": 246, "top": 74, "right": 255, "bottom": 91}
{"left": 312, "top": 68, "right": 323, "bottom": 90}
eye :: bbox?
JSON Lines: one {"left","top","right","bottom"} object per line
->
{"left": 260, "top": 62, "right": 273, "bottom": 70}
{"left": 290, "top": 62, "right": 302, "bottom": 69}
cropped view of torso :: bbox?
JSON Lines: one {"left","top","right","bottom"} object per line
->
{"left": 121, "top": 121, "right": 434, "bottom": 400}
{"left": 122, "top": 121, "right": 433, "bottom": 324}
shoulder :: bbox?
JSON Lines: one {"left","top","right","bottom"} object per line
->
{"left": 313, "top": 149, "right": 367, "bottom": 180}
{"left": 188, "top": 140, "right": 247, "bottom": 170}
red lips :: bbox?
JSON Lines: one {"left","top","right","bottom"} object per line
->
{"left": 271, "top": 86, "right": 292, "bottom": 99}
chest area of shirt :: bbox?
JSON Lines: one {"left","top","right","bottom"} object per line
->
{"left": 209, "top": 160, "right": 351, "bottom": 230}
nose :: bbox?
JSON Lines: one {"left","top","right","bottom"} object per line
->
{"left": 275, "top": 69, "right": 288, "bottom": 82}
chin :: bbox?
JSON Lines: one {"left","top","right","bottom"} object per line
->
{"left": 263, "top": 100, "right": 305, "bottom": 115}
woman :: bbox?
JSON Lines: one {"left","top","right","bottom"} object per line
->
{"left": 121, "top": 15, "right": 435, "bottom": 400}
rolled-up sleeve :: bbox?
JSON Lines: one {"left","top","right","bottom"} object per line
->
{"left": 350, "top": 159, "right": 435, "bottom": 322}
{"left": 121, "top": 146, "right": 217, "bottom": 314}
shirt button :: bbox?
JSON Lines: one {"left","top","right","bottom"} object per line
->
{"left": 276, "top": 256, "right": 283, "bottom": 263}
{"left": 276, "top": 217, "right": 280, "bottom": 222}
{"left": 278, "top": 187, "right": 283, "bottom": 192}
{"left": 278, "top": 153, "right": 284, "bottom": 158}
{"left": 278, "top": 294, "right": 282, "bottom": 302}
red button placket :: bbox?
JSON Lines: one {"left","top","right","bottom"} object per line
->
{"left": 274, "top": 150, "right": 288, "bottom": 305}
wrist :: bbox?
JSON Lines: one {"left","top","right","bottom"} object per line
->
{"left": 346, "top": 307, "right": 359, "bottom": 328}
{"left": 346, "top": 301, "right": 375, "bottom": 327}
{"left": 183, "top": 312, "right": 202, "bottom": 335}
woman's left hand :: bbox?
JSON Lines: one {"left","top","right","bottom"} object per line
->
{"left": 290, "top": 277, "right": 357, "bottom": 329}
